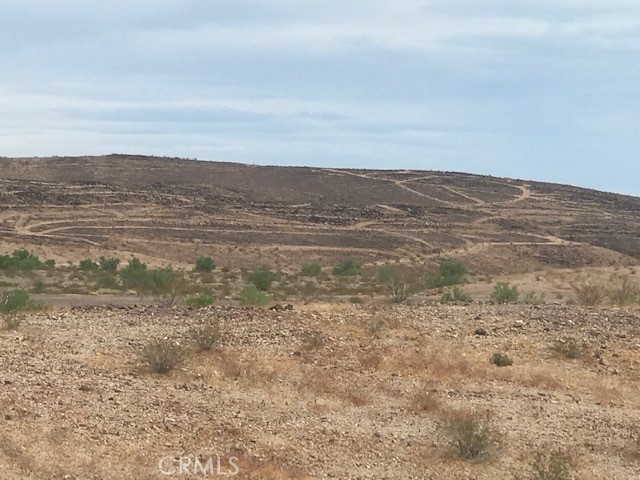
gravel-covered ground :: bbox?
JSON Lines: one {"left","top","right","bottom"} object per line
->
{"left": 1, "top": 303, "right": 639, "bottom": 479}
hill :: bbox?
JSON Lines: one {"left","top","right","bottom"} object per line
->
{"left": 0, "top": 154, "right": 638, "bottom": 273}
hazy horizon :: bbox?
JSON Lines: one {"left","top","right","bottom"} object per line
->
{"left": 1, "top": 1, "right": 639, "bottom": 195}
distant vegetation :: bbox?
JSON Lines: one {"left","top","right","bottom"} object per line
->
{"left": 239, "top": 284, "right": 270, "bottom": 305}
{"left": 332, "top": 259, "right": 361, "bottom": 276}
{"left": 0, "top": 289, "right": 37, "bottom": 314}
{"left": 0, "top": 250, "right": 51, "bottom": 271}
{"left": 248, "top": 265, "right": 276, "bottom": 291}
{"left": 300, "top": 263, "right": 321, "bottom": 276}
{"left": 427, "top": 260, "right": 466, "bottom": 287}
{"left": 186, "top": 293, "right": 215, "bottom": 308}
{"left": 195, "top": 257, "right": 216, "bottom": 272}
{"left": 2, "top": 248, "right": 639, "bottom": 308}
{"left": 491, "top": 282, "right": 519, "bottom": 304}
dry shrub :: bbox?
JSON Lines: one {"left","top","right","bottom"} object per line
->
{"left": 3, "top": 314, "right": 22, "bottom": 330}
{"left": 300, "top": 330, "right": 327, "bottom": 351}
{"left": 443, "top": 410, "right": 497, "bottom": 462}
{"left": 573, "top": 284, "right": 604, "bottom": 306}
{"left": 519, "top": 372, "right": 562, "bottom": 391}
{"left": 298, "top": 369, "right": 333, "bottom": 396}
{"left": 212, "top": 350, "right": 246, "bottom": 380}
{"left": 342, "top": 388, "right": 370, "bottom": 406}
{"left": 359, "top": 351, "right": 383, "bottom": 370}
{"left": 366, "top": 317, "right": 388, "bottom": 336}
{"left": 515, "top": 449, "right": 577, "bottom": 480}
{"left": 552, "top": 338, "right": 586, "bottom": 360}
{"left": 140, "top": 338, "right": 185, "bottom": 374}
{"left": 608, "top": 277, "right": 640, "bottom": 305}
{"left": 234, "top": 456, "right": 309, "bottom": 479}
{"left": 388, "top": 349, "right": 474, "bottom": 382}
{"left": 189, "top": 322, "right": 221, "bottom": 351}
{"left": 411, "top": 390, "right": 441, "bottom": 413}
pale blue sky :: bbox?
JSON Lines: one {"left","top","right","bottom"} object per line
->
{"left": 1, "top": 1, "right": 639, "bottom": 194}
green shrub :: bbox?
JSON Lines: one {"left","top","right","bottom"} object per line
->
{"left": 33, "top": 280, "right": 45, "bottom": 294}
{"left": 120, "top": 258, "right": 150, "bottom": 290}
{"left": 195, "top": 257, "right": 216, "bottom": 272}
{"left": 378, "top": 264, "right": 398, "bottom": 282}
{"left": 427, "top": 260, "right": 466, "bottom": 287}
{"left": 248, "top": 265, "right": 275, "bottom": 291}
{"left": 148, "top": 267, "right": 176, "bottom": 294}
{"left": 0, "top": 250, "right": 44, "bottom": 270}
{"left": 44, "top": 259, "right": 56, "bottom": 269}
{"left": 0, "top": 289, "right": 37, "bottom": 313}
{"left": 140, "top": 338, "right": 184, "bottom": 374}
{"left": 332, "top": 259, "right": 361, "bottom": 276}
{"left": 239, "top": 284, "right": 270, "bottom": 306}
{"left": 186, "top": 293, "right": 215, "bottom": 308}
{"left": 119, "top": 259, "right": 175, "bottom": 294}
{"left": 79, "top": 259, "right": 99, "bottom": 271}
{"left": 490, "top": 352, "right": 513, "bottom": 366}
{"left": 442, "top": 286, "right": 471, "bottom": 303}
{"left": 99, "top": 256, "right": 120, "bottom": 271}
{"left": 491, "top": 282, "right": 519, "bottom": 304}
{"left": 300, "top": 263, "right": 322, "bottom": 276}
{"left": 96, "top": 273, "right": 120, "bottom": 290}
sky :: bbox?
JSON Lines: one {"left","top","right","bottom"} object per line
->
{"left": 1, "top": 1, "right": 639, "bottom": 195}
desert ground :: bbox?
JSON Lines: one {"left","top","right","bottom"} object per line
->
{"left": 1, "top": 304, "right": 639, "bottom": 479}
{"left": 1, "top": 156, "right": 639, "bottom": 479}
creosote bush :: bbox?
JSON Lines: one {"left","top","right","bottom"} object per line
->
{"left": 195, "top": 257, "right": 216, "bottom": 272}
{"left": 444, "top": 410, "right": 497, "bottom": 462}
{"left": 0, "top": 289, "right": 35, "bottom": 314}
{"left": 0, "top": 249, "right": 46, "bottom": 271}
{"left": 491, "top": 282, "right": 519, "bottom": 304}
{"left": 248, "top": 265, "right": 276, "bottom": 291}
{"left": 239, "top": 284, "right": 270, "bottom": 306}
{"left": 427, "top": 259, "right": 466, "bottom": 287}
{"left": 300, "top": 263, "right": 321, "bottom": 276}
{"left": 99, "top": 256, "right": 120, "bottom": 271}
{"left": 332, "top": 259, "right": 361, "bottom": 276}
{"left": 140, "top": 338, "right": 185, "bottom": 374}
{"left": 79, "top": 259, "right": 99, "bottom": 271}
